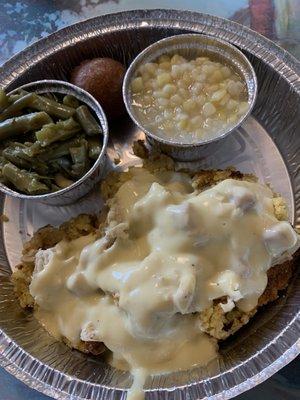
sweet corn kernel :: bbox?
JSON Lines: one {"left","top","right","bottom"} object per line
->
{"left": 157, "top": 73, "right": 172, "bottom": 87}
{"left": 203, "top": 102, "right": 216, "bottom": 117}
{"left": 131, "top": 77, "right": 143, "bottom": 93}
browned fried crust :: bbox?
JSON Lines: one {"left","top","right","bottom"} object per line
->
{"left": 259, "top": 254, "right": 298, "bottom": 306}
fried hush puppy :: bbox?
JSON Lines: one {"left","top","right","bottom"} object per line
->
{"left": 71, "top": 58, "right": 126, "bottom": 119}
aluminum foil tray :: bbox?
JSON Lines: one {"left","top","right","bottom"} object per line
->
{"left": 0, "top": 9, "right": 299, "bottom": 400}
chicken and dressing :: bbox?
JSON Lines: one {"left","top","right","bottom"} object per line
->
{"left": 13, "top": 160, "right": 300, "bottom": 400}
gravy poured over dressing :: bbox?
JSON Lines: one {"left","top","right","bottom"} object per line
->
{"left": 30, "top": 169, "right": 299, "bottom": 399}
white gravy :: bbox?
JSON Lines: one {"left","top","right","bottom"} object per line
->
{"left": 30, "top": 169, "right": 299, "bottom": 399}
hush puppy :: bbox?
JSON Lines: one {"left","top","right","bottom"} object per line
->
{"left": 71, "top": 58, "right": 125, "bottom": 118}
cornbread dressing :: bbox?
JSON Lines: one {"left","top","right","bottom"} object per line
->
{"left": 26, "top": 168, "right": 299, "bottom": 399}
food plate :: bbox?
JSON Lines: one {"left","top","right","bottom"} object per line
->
{"left": 0, "top": 9, "right": 299, "bottom": 400}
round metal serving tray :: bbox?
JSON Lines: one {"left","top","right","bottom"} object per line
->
{"left": 0, "top": 9, "right": 299, "bottom": 400}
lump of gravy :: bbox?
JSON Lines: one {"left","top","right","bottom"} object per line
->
{"left": 30, "top": 169, "right": 299, "bottom": 399}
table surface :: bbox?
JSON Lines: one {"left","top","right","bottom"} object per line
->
{"left": 0, "top": 1, "right": 299, "bottom": 399}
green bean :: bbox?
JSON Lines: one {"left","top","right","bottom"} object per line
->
{"left": 2, "top": 144, "right": 49, "bottom": 174}
{"left": 70, "top": 140, "right": 90, "bottom": 177}
{"left": 63, "top": 95, "right": 80, "bottom": 108}
{"left": 75, "top": 105, "right": 102, "bottom": 136}
{"left": 87, "top": 138, "right": 102, "bottom": 159}
{"left": 28, "top": 136, "right": 84, "bottom": 160}
{"left": 8, "top": 89, "right": 29, "bottom": 103}
{"left": 0, "top": 156, "right": 8, "bottom": 172}
{"left": 38, "top": 142, "right": 70, "bottom": 160}
{"left": 0, "top": 93, "right": 36, "bottom": 121}
{"left": 0, "top": 157, "right": 9, "bottom": 184}
{"left": 3, "top": 146, "right": 32, "bottom": 170}
{"left": 30, "top": 94, "right": 75, "bottom": 119}
{"left": 8, "top": 94, "right": 22, "bottom": 103}
{"left": 7, "top": 90, "right": 29, "bottom": 103}
{"left": 2, "top": 163, "right": 49, "bottom": 194}
{"left": 69, "top": 141, "right": 87, "bottom": 165}
{"left": 0, "top": 112, "right": 53, "bottom": 141}
{"left": 44, "top": 137, "right": 85, "bottom": 160}
{"left": 23, "top": 141, "right": 43, "bottom": 157}
{"left": 35, "top": 117, "right": 81, "bottom": 147}
{"left": 0, "top": 89, "right": 9, "bottom": 111}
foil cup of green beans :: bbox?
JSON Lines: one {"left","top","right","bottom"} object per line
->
{"left": 0, "top": 80, "right": 108, "bottom": 205}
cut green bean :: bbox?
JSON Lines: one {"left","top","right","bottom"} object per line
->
{"left": 75, "top": 105, "right": 102, "bottom": 136}
{"left": 0, "top": 89, "right": 9, "bottom": 111}
{"left": 0, "top": 156, "right": 8, "bottom": 172}
{"left": 69, "top": 141, "right": 87, "bottom": 165}
{"left": 2, "top": 163, "right": 49, "bottom": 194}
{"left": 33, "top": 136, "right": 84, "bottom": 160}
{"left": 38, "top": 142, "right": 69, "bottom": 160}
{"left": 6, "top": 90, "right": 29, "bottom": 104}
{"left": 0, "top": 112, "right": 53, "bottom": 141}
{"left": 0, "top": 156, "right": 9, "bottom": 184}
{"left": 23, "top": 141, "right": 43, "bottom": 157}
{"left": 30, "top": 94, "right": 75, "bottom": 119}
{"left": 10, "top": 89, "right": 28, "bottom": 98}
{"left": 47, "top": 137, "right": 85, "bottom": 160}
{"left": 8, "top": 94, "right": 23, "bottom": 103}
{"left": 0, "top": 93, "right": 36, "bottom": 121}
{"left": 88, "top": 138, "right": 102, "bottom": 159}
{"left": 2, "top": 144, "right": 49, "bottom": 174}
{"left": 70, "top": 140, "right": 89, "bottom": 177}
{"left": 63, "top": 95, "right": 80, "bottom": 108}
{"left": 3, "top": 146, "right": 32, "bottom": 171}
{"left": 35, "top": 117, "right": 81, "bottom": 147}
